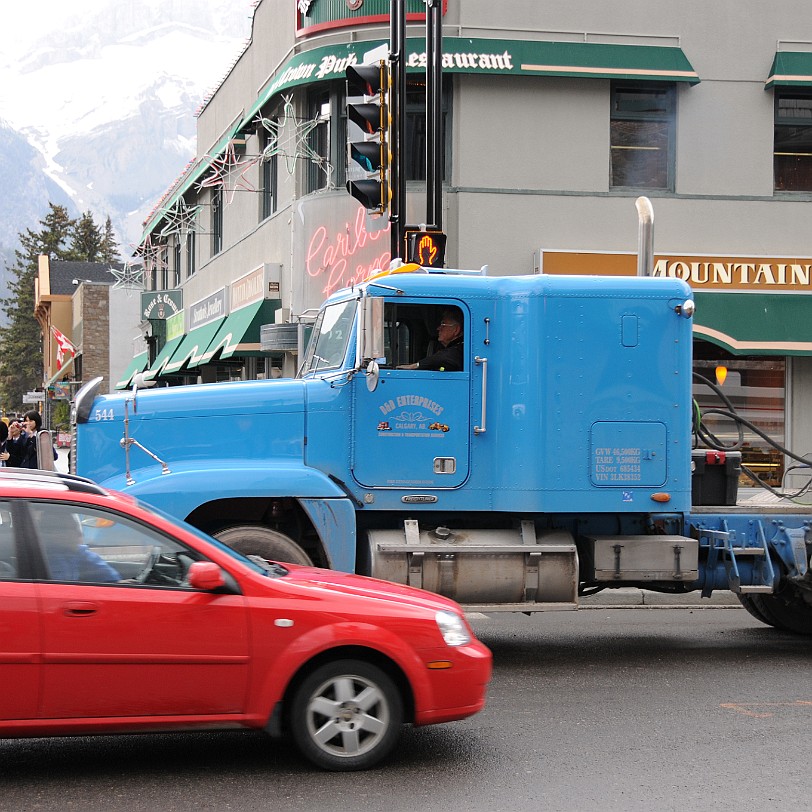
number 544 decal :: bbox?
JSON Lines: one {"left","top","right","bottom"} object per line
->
{"left": 94, "top": 408, "right": 115, "bottom": 421}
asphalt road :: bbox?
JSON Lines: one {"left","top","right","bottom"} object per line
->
{"left": 1, "top": 606, "right": 809, "bottom": 812}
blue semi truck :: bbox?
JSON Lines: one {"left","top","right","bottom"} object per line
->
{"left": 71, "top": 265, "right": 812, "bottom": 632}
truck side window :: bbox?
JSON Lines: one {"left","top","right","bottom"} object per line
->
{"left": 383, "top": 303, "right": 464, "bottom": 371}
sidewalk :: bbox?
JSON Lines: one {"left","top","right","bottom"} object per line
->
{"left": 579, "top": 588, "right": 740, "bottom": 608}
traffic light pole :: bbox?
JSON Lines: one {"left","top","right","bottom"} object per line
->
{"left": 426, "top": 0, "right": 442, "bottom": 231}
{"left": 389, "top": 0, "right": 407, "bottom": 260}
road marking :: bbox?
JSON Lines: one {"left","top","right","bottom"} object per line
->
{"left": 720, "top": 700, "right": 812, "bottom": 718}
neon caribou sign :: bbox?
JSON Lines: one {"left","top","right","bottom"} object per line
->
{"left": 306, "top": 206, "right": 391, "bottom": 297}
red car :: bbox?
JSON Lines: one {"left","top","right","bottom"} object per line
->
{"left": 0, "top": 470, "right": 491, "bottom": 771}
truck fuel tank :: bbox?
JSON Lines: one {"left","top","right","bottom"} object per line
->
{"left": 368, "top": 520, "right": 578, "bottom": 610}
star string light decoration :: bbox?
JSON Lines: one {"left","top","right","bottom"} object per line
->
{"left": 130, "top": 234, "right": 167, "bottom": 276}
{"left": 256, "top": 94, "right": 334, "bottom": 186}
{"left": 109, "top": 260, "right": 145, "bottom": 292}
{"left": 157, "top": 197, "right": 204, "bottom": 245}
{"left": 196, "top": 138, "right": 257, "bottom": 204}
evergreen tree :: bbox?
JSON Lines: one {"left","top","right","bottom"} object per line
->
{"left": 0, "top": 204, "right": 75, "bottom": 411}
{"left": 70, "top": 210, "right": 103, "bottom": 261}
{"left": 100, "top": 216, "right": 120, "bottom": 263}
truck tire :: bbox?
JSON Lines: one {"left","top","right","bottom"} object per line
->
{"left": 290, "top": 659, "right": 403, "bottom": 771}
{"left": 214, "top": 525, "right": 312, "bottom": 566}
{"left": 748, "top": 585, "right": 812, "bottom": 636}
{"left": 736, "top": 594, "right": 776, "bottom": 627}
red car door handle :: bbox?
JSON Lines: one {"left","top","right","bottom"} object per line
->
{"left": 63, "top": 602, "right": 99, "bottom": 617}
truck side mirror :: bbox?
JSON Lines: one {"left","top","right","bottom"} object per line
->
{"left": 358, "top": 296, "right": 385, "bottom": 366}
{"left": 36, "top": 430, "right": 57, "bottom": 471}
{"left": 366, "top": 359, "right": 380, "bottom": 392}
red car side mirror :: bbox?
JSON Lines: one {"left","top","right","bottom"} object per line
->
{"left": 188, "top": 561, "right": 227, "bottom": 591}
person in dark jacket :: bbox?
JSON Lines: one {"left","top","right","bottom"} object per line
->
{"left": 398, "top": 307, "right": 465, "bottom": 372}
{"left": 19, "top": 411, "right": 57, "bottom": 469}
{"left": 2, "top": 420, "right": 24, "bottom": 467}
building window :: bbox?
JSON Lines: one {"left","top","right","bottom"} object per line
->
{"left": 693, "top": 342, "right": 786, "bottom": 489}
{"left": 186, "top": 231, "right": 196, "bottom": 278}
{"left": 305, "top": 89, "right": 331, "bottom": 194}
{"left": 774, "top": 91, "right": 812, "bottom": 192}
{"left": 172, "top": 242, "right": 181, "bottom": 288}
{"left": 211, "top": 188, "right": 223, "bottom": 256}
{"left": 261, "top": 123, "right": 278, "bottom": 220}
{"left": 156, "top": 244, "right": 168, "bottom": 291}
{"left": 610, "top": 83, "right": 675, "bottom": 190}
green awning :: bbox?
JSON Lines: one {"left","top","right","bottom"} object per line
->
{"left": 163, "top": 318, "right": 226, "bottom": 374}
{"left": 693, "top": 292, "right": 812, "bottom": 355}
{"left": 115, "top": 352, "right": 150, "bottom": 390}
{"left": 765, "top": 52, "right": 812, "bottom": 89}
{"left": 509, "top": 40, "right": 699, "bottom": 84}
{"left": 142, "top": 335, "right": 185, "bottom": 381}
{"left": 199, "top": 300, "right": 279, "bottom": 364}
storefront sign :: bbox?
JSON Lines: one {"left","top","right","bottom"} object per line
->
{"left": 188, "top": 288, "right": 228, "bottom": 331}
{"left": 230, "top": 264, "right": 283, "bottom": 310}
{"left": 257, "top": 37, "right": 519, "bottom": 104}
{"left": 141, "top": 290, "right": 183, "bottom": 321}
{"left": 302, "top": 204, "right": 391, "bottom": 302}
{"left": 166, "top": 310, "right": 185, "bottom": 342}
{"left": 541, "top": 251, "right": 812, "bottom": 292}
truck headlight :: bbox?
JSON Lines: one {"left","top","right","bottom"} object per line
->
{"left": 435, "top": 610, "right": 471, "bottom": 647}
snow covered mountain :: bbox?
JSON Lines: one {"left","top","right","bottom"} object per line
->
{"left": 0, "top": 0, "right": 254, "bottom": 255}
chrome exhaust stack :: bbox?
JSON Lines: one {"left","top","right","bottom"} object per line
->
{"left": 636, "top": 196, "right": 654, "bottom": 276}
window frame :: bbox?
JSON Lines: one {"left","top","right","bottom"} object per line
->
{"left": 610, "top": 81, "right": 676, "bottom": 192}
{"left": 186, "top": 230, "right": 196, "bottom": 279}
{"left": 773, "top": 89, "right": 812, "bottom": 193}
{"left": 211, "top": 188, "right": 223, "bottom": 256}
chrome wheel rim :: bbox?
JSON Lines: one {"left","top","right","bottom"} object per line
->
{"left": 305, "top": 674, "right": 390, "bottom": 758}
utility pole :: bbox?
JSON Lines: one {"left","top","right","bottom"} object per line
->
{"left": 425, "top": 0, "right": 443, "bottom": 231}
{"left": 389, "top": 0, "right": 407, "bottom": 260}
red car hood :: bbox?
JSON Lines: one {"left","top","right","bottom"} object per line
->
{"left": 280, "top": 564, "right": 463, "bottom": 615}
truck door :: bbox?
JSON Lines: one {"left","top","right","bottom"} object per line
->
{"left": 352, "top": 300, "right": 470, "bottom": 489}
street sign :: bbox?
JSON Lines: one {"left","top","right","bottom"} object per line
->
{"left": 23, "top": 391, "right": 45, "bottom": 404}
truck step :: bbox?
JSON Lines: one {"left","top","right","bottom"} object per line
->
{"left": 737, "top": 585, "right": 775, "bottom": 594}
{"left": 729, "top": 547, "right": 767, "bottom": 556}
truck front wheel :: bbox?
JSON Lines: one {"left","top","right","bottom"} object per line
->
{"left": 214, "top": 525, "right": 312, "bottom": 566}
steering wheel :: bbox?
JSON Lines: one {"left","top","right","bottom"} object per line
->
{"left": 134, "top": 545, "right": 162, "bottom": 584}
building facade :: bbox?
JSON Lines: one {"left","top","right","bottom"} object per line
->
{"left": 137, "top": 0, "right": 812, "bottom": 490}
{"left": 34, "top": 258, "right": 143, "bottom": 412}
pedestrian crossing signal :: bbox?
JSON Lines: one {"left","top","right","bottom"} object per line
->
{"left": 405, "top": 230, "right": 446, "bottom": 268}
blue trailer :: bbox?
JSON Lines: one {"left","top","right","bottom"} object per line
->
{"left": 72, "top": 265, "right": 812, "bottom": 632}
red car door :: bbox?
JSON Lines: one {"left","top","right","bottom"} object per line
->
{"left": 0, "top": 502, "right": 40, "bottom": 722}
{"left": 38, "top": 582, "right": 251, "bottom": 720}
{"left": 32, "top": 500, "right": 251, "bottom": 721}
{"left": 0, "top": 582, "right": 41, "bottom": 721}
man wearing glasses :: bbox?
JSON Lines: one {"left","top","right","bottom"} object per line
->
{"left": 398, "top": 307, "right": 464, "bottom": 371}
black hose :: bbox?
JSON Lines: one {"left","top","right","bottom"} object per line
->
{"left": 692, "top": 371, "right": 812, "bottom": 499}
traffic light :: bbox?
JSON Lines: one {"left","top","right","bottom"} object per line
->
{"left": 405, "top": 229, "right": 447, "bottom": 268}
{"left": 346, "top": 61, "right": 391, "bottom": 216}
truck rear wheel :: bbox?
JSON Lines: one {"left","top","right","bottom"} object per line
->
{"left": 214, "top": 525, "right": 312, "bottom": 566}
{"left": 736, "top": 594, "right": 775, "bottom": 627}
{"left": 741, "top": 584, "right": 812, "bottom": 636}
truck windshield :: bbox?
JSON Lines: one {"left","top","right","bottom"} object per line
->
{"left": 300, "top": 299, "right": 357, "bottom": 376}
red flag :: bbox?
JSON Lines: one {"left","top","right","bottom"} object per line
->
{"left": 51, "top": 325, "right": 76, "bottom": 371}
